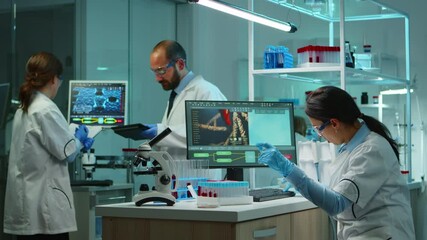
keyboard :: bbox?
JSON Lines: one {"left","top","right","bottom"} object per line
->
{"left": 71, "top": 179, "right": 113, "bottom": 187}
{"left": 249, "top": 188, "right": 295, "bottom": 202}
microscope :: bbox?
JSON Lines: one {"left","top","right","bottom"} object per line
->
{"left": 132, "top": 128, "right": 177, "bottom": 206}
{"left": 81, "top": 148, "right": 96, "bottom": 180}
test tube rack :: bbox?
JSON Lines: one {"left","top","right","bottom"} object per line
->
{"left": 197, "top": 181, "right": 253, "bottom": 208}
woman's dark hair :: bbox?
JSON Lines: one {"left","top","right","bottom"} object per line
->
{"left": 153, "top": 40, "right": 187, "bottom": 62}
{"left": 19, "top": 52, "right": 63, "bottom": 112}
{"left": 305, "top": 86, "right": 399, "bottom": 161}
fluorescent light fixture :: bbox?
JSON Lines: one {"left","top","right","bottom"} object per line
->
{"left": 96, "top": 66, "right": 109, "bottom": 71}
{"left": 380, "top": 88, "right": 413, "bottom": 95}
{"left": 189, "top": 0, "right": 297, "bottom": 33}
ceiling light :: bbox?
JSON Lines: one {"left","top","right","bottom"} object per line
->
{"left": 189, "top": 0, "right": 297, "bottom": 33}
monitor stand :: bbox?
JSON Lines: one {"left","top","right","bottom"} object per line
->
{"left": 226, "top": 168, "right": 244, "bottom": 181}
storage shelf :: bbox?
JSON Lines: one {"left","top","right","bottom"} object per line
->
{"left": 265, "top": 0, "right": 407, "bottom": 22}
{"left": 252, "top": 67, "right": 408, "bottom": 86}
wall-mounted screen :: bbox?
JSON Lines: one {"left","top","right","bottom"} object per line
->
{"left": 68, "top": 80, "right": 128, "bottom": 127}
{"left": 185, "top": 100, "right": 296, "bottom": 169}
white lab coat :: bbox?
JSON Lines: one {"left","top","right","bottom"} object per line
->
{"left": 4, "top": 91, "right": 78, "bottom": 235}
{"left": 155, "top": 75, "right": 226, "bottom": 160}
{"left": 329, "top": 131, "right": 415, "bottom": 240}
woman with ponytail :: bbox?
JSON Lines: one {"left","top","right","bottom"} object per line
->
{"left": 257, "top": 86, "right": 415, "bottom": 239}
{"left": 4, "top": 52, "right": 94, "bottom": 240}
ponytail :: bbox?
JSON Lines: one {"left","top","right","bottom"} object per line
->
{"left": 19, "top": 52, "right": 63, "bottom": 112}
{"left": 360, "top": 114, "right": 399, "bottom": 161}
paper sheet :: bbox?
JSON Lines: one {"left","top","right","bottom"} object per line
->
{"left": 69, "top": 123, "right": 103, "bottom": 138}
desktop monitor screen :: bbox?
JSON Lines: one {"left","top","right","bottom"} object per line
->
{"left": 185, "top": 100, "right": 296, "bottom": 168}
{"left": 0, "top": 83, "right": 11, "bottom": 129}
{"left": 68, "top": 80, "right": 128, "bottom": 127}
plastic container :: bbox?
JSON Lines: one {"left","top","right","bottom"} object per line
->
{"left": 275, "top": 46, "right": 294, "bottom": 68}
{"left": 297, "top": 45, "right": 340, "bottom": 66}
{"left": 263, "top": 45, "right": 276, "bottom": 69}
{"left": 197, "top": 181, "right": 252, "bottom": 207}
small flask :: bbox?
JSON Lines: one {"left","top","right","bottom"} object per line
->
{"left": 361, "top": 92, "right": 368, "bottom": 104}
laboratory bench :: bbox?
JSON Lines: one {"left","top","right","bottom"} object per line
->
{"left": 71, "top": 184, "right": 133, "bottom": 240}
{"left": 95, "top": 195, "right": 331, "bottom": 240}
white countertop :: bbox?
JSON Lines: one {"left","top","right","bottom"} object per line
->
{"left": 95, "top": 195, "right": 316, "bottom": 223}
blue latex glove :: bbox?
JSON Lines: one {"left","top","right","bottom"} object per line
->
{"left": 278, "top": 177, "right": 293, "bottom": 192}
{"left": 74, "top": 124, "right": 89, "bottom": 143}
{"left": 140, "top": 124, "right": 158, "bottom": 139}
{"left": 83, "top": 138, "right": 94, "bottom": 151}
{"left": 256, "top": 142, "right": 295, "bottom": 177}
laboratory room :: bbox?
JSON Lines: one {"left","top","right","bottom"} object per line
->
{"left": 1, "top": 0, "right": 426, "bottom": 240}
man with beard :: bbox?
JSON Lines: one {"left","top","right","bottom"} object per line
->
{"left": 140, "top": 40, "right": 227, "bottom": 161}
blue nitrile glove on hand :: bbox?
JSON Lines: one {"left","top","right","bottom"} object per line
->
{"left": 257, "top": 142, "right": 295, "bottom": 177}
{"left": 83, "top": 138, "right": 94, "bottom": 151}
{"left": 74, "top": 124, "right": 89, "bottom": 143}
{"left": 140, "top": 124, "right": 158, "bottom": 139}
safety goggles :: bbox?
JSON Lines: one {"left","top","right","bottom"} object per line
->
{"left": 313, "top": 119, "right": 331, "bottom": 136}
{"left": 151, "top": 60, "right": 176, "bottom": 76}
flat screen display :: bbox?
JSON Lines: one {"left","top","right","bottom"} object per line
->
{"left": 185, "top": 100, "right": 296, "bottom": 168}
{"left": 68, "top": 80, "right": 128, "bottom": 127}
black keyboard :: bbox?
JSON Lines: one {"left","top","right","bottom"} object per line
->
{"left": 71, "top": 179, "right": 113, "bottom": 187}
{"left": 249, "top": 188, "right": 295, "bottom": 202}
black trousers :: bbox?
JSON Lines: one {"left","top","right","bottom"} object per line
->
{"left": 17, "top": 232, "right": 69, "bottom": 240}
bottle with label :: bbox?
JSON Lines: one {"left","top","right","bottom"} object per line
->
{"left": 372, "top": 96, "right": 379, "bottom": 104}
{"left": 361, "top": 92, "right": 368, "bottom": 104}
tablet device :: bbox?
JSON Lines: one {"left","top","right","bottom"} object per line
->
{"left": 112, "top": 123, "right": 150, "bottom": 140}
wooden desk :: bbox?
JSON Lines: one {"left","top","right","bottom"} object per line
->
{"left": 96, "top": 196, "right": 330, "bottom": 240}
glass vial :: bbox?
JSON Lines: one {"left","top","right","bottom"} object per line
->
{"left": 372, "top": 96, "right": 379, "bottom": 104}
{"left": 361, "top": 92, "right": 368, "bottom": 104}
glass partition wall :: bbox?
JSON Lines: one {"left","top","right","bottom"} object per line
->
{"left": 1, "top": 2, "right": 178, "bottom": 231}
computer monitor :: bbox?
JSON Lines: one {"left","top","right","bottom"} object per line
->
{"left": 68, "top": 80, "right": 128, "bottom": 127}
{"left": 0, "top": 83, "right": 11, "bottom": 129}
{"left": 185, "top": 100, "right": 296, "bottom": 180}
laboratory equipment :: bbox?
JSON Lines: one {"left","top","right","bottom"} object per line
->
{"left": 81, "top": 149, "right": 96, "bottom": 180}
{"left": 361, "top": 92, "right": 368, "bottom": 104}
{"left": 363, "top": 44, "right": 372, "bottom": 53}
{"left": 249, "top": 188, "right": 295, "bottom": 202}
{"left": 68, "top": 80, "right": 128, "bottom": 127}
{"left": 297, "top": 45, "right": 340, "bottom": 66}
{"left": 263, "top": 45, "right": 276, "bottom": 69}
{"left": 132, "top": 128, "right": 177, "bottom": 206}
{"left": 344, "top": 41, "right": 354, "bottom": 68}
{"left": 275, "top": 46, "right": 293, "bottom": 68}
{"left": 372, "top": 96, "right": 379, "bottom": 104}
{"left": 197, "top": 181, "right": 253, "bottom": 207}
{"left": 185, "top": 100, "right": 297, "bottom": 181}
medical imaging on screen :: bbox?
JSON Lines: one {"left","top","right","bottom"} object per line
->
{"left": 185, "top": 101, "right": 296, "bottom": 168}
{"left": 68, "top": 80, "right": 127, "bottom": 127}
